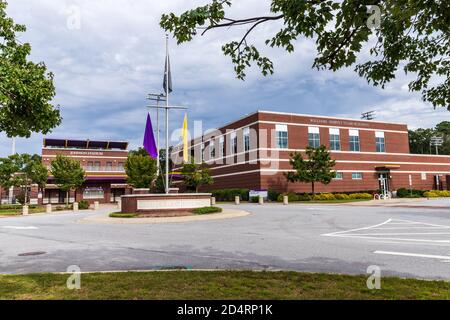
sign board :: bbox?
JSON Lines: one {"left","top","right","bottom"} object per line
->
{"left": 408, "top": 175, "right": 412, "bottom": 187}
{"left": 249, "top": 190, "right": 268, "bottom": 200}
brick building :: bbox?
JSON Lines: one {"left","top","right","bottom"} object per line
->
{"left": 41, "top": 138, "right": 131, "bottom": 204}
{"left": 172, "top": 111, "right": 450, "bottom": 194}
{"left": 1, "top": 139, "right": 131, "bottom": 205}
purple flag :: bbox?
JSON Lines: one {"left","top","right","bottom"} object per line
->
{"left": 143, "top": 113, "right": 158, "bottom": 159}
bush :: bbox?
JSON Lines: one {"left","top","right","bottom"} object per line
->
{"left": 212, "top": 189, "right": 250, "bottom": 202}
{"left": 313, "top": 193, "right": 336, "bottom": 201}
{"left": 397, "top": 188, "right": 425, "bottom": 198}
{"left": 250, "top": 197, "right": 260, "bottom": 203}
{"left": 78, "top": 200, "right": 89, "bottom": 210}
{"left": 297, "top": 193, "right": 312, "bottom": 201}
{"left": 348, "top": 193, "right": 373, "bottom": 200}
{"left": 425, "top": 190, "right": 450, "bottom": 198}
{"left": 334, "top": 194, "right": 351, "bottom": 200}
{"left": 277, "top": 193, "right": 299, "bottom": 202}
{"left": 268, "top": 189, "right": 281, "bottom": 202}
{"left": 109, "top": 213, "right": 138, "bottom": 218}
{"left": 192, "top": 207, "right": 223, "bottom": 215}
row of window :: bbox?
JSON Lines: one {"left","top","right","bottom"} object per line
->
{"left": 278, "top": 126, "right": 386, "bottom": 153}
{"left": 334, "top": 172, "right": 364, "bottom": 180}
{"left": 191, "top": 125, "right": 387, "bottom": 160}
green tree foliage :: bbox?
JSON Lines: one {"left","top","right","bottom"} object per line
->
{"left": 50, "top": 155, "right": 85, "bottom": 205}
{"left": 125, "top": 148, "right": 158, "bottom": 189}
{"left": 181, "top": 160, "right": 213, "bottom": 193}
{"left": 409, "top": 121, "right": 450, "bottom": 155}
{"left": 161, "top": 0, "right": 450, "bottom": 110}
{"left": 0, "top": 0, "right": 61, "bottom": 137}
{"left": 0, "top": 153, "right": 48, "bottom": 204}
{"left": 284, "top": 145, "right": 336, "bottom": 196}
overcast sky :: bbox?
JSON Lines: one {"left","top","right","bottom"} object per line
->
{"left": 1, "top": 0, "right": 448, "bottom": 156}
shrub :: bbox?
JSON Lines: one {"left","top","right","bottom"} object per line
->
{"left": 277, "top": 193, "right": 300, "bottom": 202}
{"left": 396, "top": 188, "right": 410, "bottom": 198}
{"left": 250, "top": 197, "right": 259, "bottom": 203}
{"left": 424, "top": 191, "right": 439, "bottom": 198}
{"left": 334, "top": 194, "right": 351, "bottom": 200}
{"left": 313, "top": 193, "right": 336, "bottom": 201}
{"left": 109, "top": 213, "right": 138, "bottom": 218}
{"left": 192, "top": 207, "right": 223, "bottom": 215}
{"left": 268, "top": 189, "right": 281, "bottom": 202}
{"left": 349, "top": 193, "right": 373, "bottom": 200}
{"left": 297, "top": 193, "right": 312, "bottom": 201}
{"left": 78, "top": 200, "right": 89, "bottom": 210}
{"left": 212, "top": 189, "right": 250, "bottom": 202}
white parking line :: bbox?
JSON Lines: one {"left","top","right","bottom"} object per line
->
{"left": 374, "top": 250, "right": 450, "bottom": 261}
{"left": 1, "top": 226, "right": 38, "bottom": 230}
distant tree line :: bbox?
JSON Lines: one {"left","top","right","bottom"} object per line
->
{"left": 409, "top": 121, "right": 450, "bottom": 155}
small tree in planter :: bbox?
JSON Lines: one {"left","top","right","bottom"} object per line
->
{"left": 125, "top": 148, "right": 158, "bottom": 189}
{"left": 284, "top": 146, "right": 336, "bottom": 198}
{"left": 181, "top": 160, "right": 213, "bottom": 193}
{"left": 50, "top": 155, "right": 85, "bottom": 206}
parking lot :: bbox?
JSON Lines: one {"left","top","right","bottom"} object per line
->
{"left": 0, "top": 200, "right": 450, "bottom": 280}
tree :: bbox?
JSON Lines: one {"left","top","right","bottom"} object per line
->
{"left": 408, "top": 128, "right": 435, "bottom": 154}
{"left": 161, "top": 0, "right": 450, "bottom": 110}
{"left": 181, "top": 160, "right": 213, "bottom": 193}
{"left": 125, "top": 148, "right": 158, "bottom": 189}
{"left": 0, "top": 153, "right": 48, "bottom": 204}
{"left": 50, "top": 155, "right": 85, "bottom": 206}
{"left": 284, "top": 145, "right": 336, "bottom": 197}
{"left": 0, "top": 0, "right": 61, "bottom": 138}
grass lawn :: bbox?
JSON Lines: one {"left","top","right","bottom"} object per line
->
{"left": 0, "top": 206, "right": 46, "bottom": 216}
{"left": 0, "top": 271, "right": 448, "bottom": 300}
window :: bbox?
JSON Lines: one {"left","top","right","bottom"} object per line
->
{"left": 94, "top": 161, "right": 101, "bottom": 170}
{"left": 231, "top": 132, "right": 237, "bottom": 154}
{"left": 219, "top": 136, "right": 225, "bottom": 157}
{"left": 329, "top": 128, "right": 341, "bottom": 151}
{"left": 334, "top": 172, "right": 344, "bottom": 180}
{"left": 349, "top": 129, "right": 360, "bottom": 152}
{"left": 275, "top": 124, "right": 288, "bottom": 149}
{"left": 87, "top": 161, "right": 93, "bottom": 170}
{"left": 375, "top": 132, "right": 385, "bottom": 152}
{"left": 243, "top": 127, "right": 251, "bottom": 152}
{"left": 352, "top": 172, "right": 363, "bottom": 180}
{"left": 201, "top": 143, "right": 205, "bottom": 161}
{"left": 83, "top": 188, "right": 104, "bottom": 200}
{"left": 106, "top": 162, "right": 113, "bottom": 171}
{"left": 334, "top": 172, "right": 343, "bottom": 180}
{"left": 308, "top": 127, "right": 320, "bottom": 148}
{"left": 118, "top": 162, "right": 125, "bottom": 171}
{"left": 209, "top": 140, "right": 216, "bottom": 159}
{"left": 421, "top": 173, "right": 427, "bottom": 180}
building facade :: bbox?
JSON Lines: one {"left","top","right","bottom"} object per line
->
{"left": 172, "top": 111, "right": 450, "bottom": 193}
{"left": 40, "top": 139, "right": 131, "bottom": 204}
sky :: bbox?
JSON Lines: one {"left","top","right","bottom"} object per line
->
{"left": 1, "top": 0, "right": 448, "bottom": 156}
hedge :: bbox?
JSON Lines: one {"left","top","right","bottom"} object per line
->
{"left": 424, "top": 190, "right": 450, "bottom": 198}
{"left": 211, "top": 189, "right": 250, "bottom": 202}
{"left": 397, "top": 188, "right": 425, "bottom": 198}
{"left": 277, "top": 192, "right": 372, "bottom": 202}
{"left": 192, "top": 207, "right": 223, "bottom": 215}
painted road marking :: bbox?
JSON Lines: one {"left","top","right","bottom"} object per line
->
{"left": 374, "top": 250, "right": 450, "bottom": 261}
{"left": 1, "top": 226, "right": 38, "bottom": 230}
{"left": 322, "top": 219, "right": 450, "bottom": 244}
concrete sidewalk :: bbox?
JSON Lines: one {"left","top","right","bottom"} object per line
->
{"left": 344, "top": 198, "right": 450, "bottom": 209}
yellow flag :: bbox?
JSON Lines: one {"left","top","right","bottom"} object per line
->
{"left": 182, "top": 114, "right": 189, "bottom": 162}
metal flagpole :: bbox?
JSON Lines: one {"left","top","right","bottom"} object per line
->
{"left": 9, "top": 137, "right": 16, "bottom": 204}
{"left": 165, "top": 35, "right": 170, "bottom": 195}
{"left": 156, "top": 102, "right": 160, "bottom": 177}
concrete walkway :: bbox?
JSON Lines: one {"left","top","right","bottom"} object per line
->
{"left": 78, "top": 209, "right": 251, "bottom": 225}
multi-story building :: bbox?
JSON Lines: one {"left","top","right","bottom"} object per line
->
{"left": 172, "top": 111, "right": 450, "bottom": 193}
{"left": 40, "top": 138, "right": 131, "bottom": 204}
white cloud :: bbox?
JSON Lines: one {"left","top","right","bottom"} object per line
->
{"left": 1, "top": 0, "right": 448, "bottom": 157}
